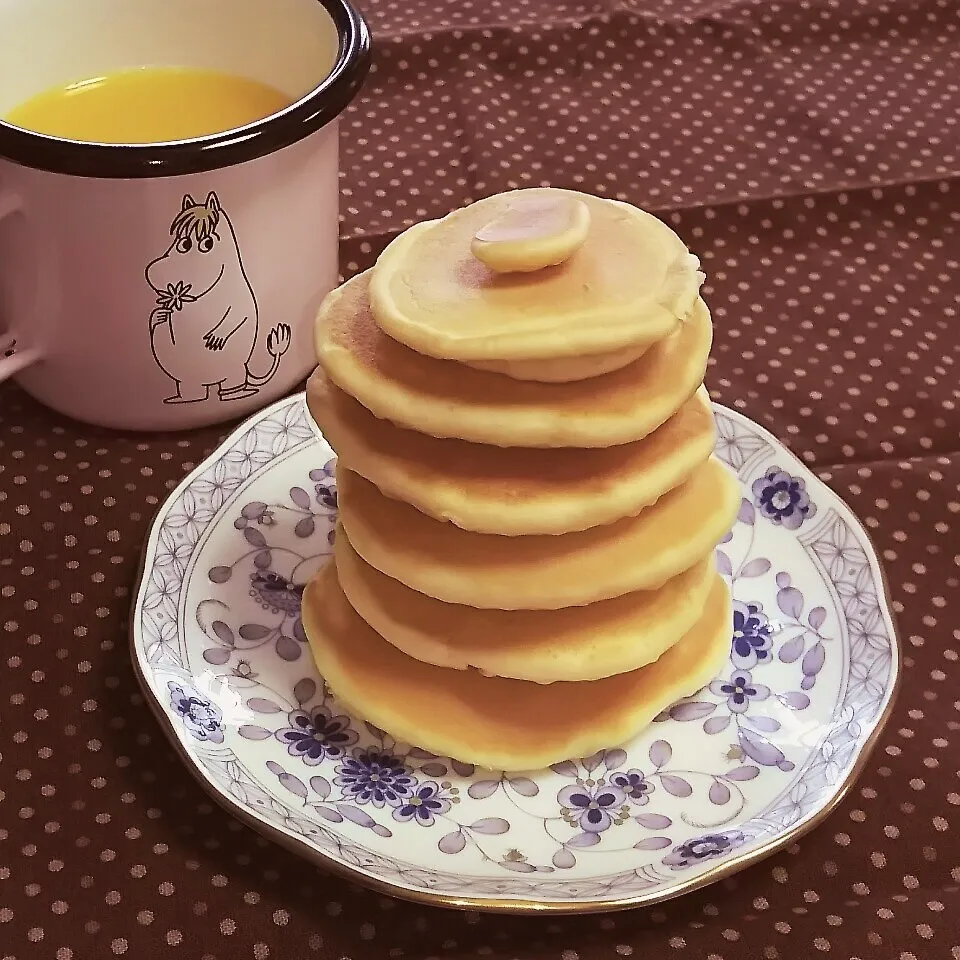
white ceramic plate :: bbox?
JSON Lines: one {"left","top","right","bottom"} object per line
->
{"left": 131, "top": 393, "right": 900, "bottom": 913}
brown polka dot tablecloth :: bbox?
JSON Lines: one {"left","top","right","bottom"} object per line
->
{"left": 1, "top": 1, "right": 959, "bottom": 957}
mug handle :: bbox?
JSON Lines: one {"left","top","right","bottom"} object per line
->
{"left": 0, "top": 190, "right": 43, "bottom": 381}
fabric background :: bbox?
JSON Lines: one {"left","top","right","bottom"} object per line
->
{"left": 1, "top": 0, "right": 958, "bottom": 957}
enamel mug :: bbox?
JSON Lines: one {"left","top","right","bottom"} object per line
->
{"left": 0, "top": 0, "right": 369, "bottom": 430}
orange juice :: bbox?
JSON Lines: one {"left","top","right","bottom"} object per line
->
{"left": 4, "top": 66, "right": 291, "bottom": 143}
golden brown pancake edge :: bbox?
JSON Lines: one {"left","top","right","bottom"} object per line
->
{"left": 317, "top": 272, "right": 714, "bottom": 449}
{"left": 306, "top": 374, "right": 718, "bottom": 535}
{"left": 334, "top": 528, "right": 718, "bottom": 682}
{"left": 302, "top": 564, "right": 733, "bottom": 771}
{"left": 335, "top": 457, "right": 739, "bottom": 609}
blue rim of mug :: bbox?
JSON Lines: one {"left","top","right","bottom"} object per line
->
{"left": 0, "top": 0, "right": 371, "bottom": 179}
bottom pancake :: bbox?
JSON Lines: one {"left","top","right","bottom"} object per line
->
{"left": 302, "top": 564, "right": 732, "bottom": 771}
{"left": 334, "top": 528, "right": 717, "bottom": 682}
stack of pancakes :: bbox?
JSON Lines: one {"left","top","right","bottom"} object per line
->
{"left": 302, "top": 188, "right": 739, "bottom": 771}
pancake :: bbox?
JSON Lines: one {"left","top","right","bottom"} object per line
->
{"left": 334, "top": 531, "right": 717, "bottom": 682}
{"left": 367, "top": 189, "right": 705, "bottom": 362}
{"left": 336, "top": 456, "right": 739, "bottom": 609}
{"left": 316, "top": 272, "right": 713, "bottom": 449}
{"left": 302, "top": 564, "right": 733, "bottom": 771}
{"left": 307, "top": 374, "right": 717, "bottom": 535}
{"left": 461, "top": 341, "right": 653, "bottom": 383}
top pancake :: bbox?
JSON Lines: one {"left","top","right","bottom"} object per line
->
{"left": 316, "top": 272, "right": 713, "bottom": 448}
{"left": 368, "top": 189, "right": 705, "bottom": 361}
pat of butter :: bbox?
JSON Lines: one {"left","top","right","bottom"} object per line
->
{"left": 471, "top": 195, "right": 591, "bottom": 273}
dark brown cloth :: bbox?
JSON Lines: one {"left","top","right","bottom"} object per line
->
{"left": 1, "top": 0, "right": 959, "bottom": 957}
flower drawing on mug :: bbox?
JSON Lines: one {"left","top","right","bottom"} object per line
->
{"left": 145, "top": 191, "right": 291, "bottom": 405}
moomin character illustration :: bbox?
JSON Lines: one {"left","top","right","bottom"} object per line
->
{"left": 146, "top": 191, "right": 291, "bottom": 404}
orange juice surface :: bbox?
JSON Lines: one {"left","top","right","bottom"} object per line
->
{"left": 4, "top": 66, "right": 291, "bottom": 143}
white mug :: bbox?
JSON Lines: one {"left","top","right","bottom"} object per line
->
{"left": 0, "top": 0, "right": 369, "bottom": 430}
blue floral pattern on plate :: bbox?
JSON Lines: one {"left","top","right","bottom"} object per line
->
{"left": 131, "top": 394, "right": 900, "bottom": 911}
